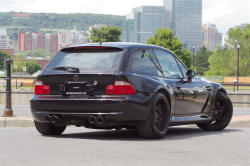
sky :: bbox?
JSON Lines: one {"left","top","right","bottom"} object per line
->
{"left": 0, "top": 0, "right": 249, "bottom": 37}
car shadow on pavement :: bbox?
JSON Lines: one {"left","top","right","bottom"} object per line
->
{"left": 44, "top": 126, "right": 243, "bottom": 141}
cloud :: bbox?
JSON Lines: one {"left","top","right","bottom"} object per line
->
{"left": 203, "top": 0, "right": 250, "bottom": 35}
{"left": 0, "top": 0, "right": 249, "bottom": 37}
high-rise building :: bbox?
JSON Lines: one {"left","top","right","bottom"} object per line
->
{"left": 58, "top": 31, "right": 71, "bottom": 46}
{"left": 45, "top": 34, "right": 51, "bottom": 54}
{"left": 37, "top": 33, "right": 45, "bottom": 50}
{"left": 164, "top": 0, "right": 202, "bottom": 51}
{"left": 50, "top": 34, "right": 58, "bottom": 55}
{"left": 122, "top": 6, "right": 165, "bottom": 44}
{"left": 122, "top": 13, "right": 135, "bottom": 42}
{"left": 233, "top": 23, "right": 248, "bottom": 30}
{"left": 20, "top": 32, "right": 32, "bottom": 51}
{"left": 0, "top": 29, "right": 10, "bottom": 49}
{"left": 133, "top": 6, "right": 165, "bottom": 43}
{"left": 18, "top": 31, "right": 58, "bottom": 55}
{"left": 202, "top": 23, "right": 222, "bottom": 51}
{"left": 18, "top": 31, "right": 26, "bottom": 51}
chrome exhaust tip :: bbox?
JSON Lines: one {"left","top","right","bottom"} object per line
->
{"left": 96, "top": 116, "right": 105, "bottom": 125}
{"left": 88, "top": 116, "right": 96, "bottom": 124}
{"left": 45, "top": 115, "right": 51, "bottom": 123}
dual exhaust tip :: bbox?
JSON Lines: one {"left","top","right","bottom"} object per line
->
{"left": 45, "top": 115, "right": 106, "bottom": 126}
{"left": 88, "top": 116, "right": 106, "bottom": 125}
{"left": 45, "top": 115, "right": 65, "bottom": 125}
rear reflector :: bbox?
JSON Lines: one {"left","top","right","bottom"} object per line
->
{"left": 106, "top": 81, "right": 136, "bottom": 95}
{"left": 34, "top": 81, "right": 51, "bottom": 95}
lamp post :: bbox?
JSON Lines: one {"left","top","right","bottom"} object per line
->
{"left": 193, "top": 44, "right": 195, "bottom": 70}
{"left": 237, "top": 42, "right": 240, "bottom": 91}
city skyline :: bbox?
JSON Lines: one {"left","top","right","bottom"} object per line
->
{"left": 0, "top": 0, "right": 249, "bottom": 38}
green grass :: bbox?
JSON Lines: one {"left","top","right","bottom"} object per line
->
{"left": 223, "top": 86, "right": 250, "bottom": 91}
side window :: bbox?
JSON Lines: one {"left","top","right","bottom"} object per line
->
{"left": 154, "top": 50, "right": 183, "bottom": 78}
{"left": 176, "top": 59, "right": 188, "bottom": 77}
{"left": 132, "top": 50, "right": 162, "bottom": 76}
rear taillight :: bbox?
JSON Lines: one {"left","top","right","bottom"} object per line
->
{"left": 34, "top": 81, "right": 51, "bottom": 95}
{"left": 106, "top": 81, "right": 136, "bottom": 95}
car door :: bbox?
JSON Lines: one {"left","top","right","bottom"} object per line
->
{"left": 153, "top": 49, "right": 204, "bottom": 115}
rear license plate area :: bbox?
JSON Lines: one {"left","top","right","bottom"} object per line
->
{"left": 66, "top": 82, "right": 87, "bottom": 95}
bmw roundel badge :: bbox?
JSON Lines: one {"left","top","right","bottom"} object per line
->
{"left": 73, "top": 75, "right": 79, "bottom": 81}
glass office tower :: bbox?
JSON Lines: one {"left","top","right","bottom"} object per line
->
{"left": 133, "top": 6, "right": 165, "bottom": 43}
{"left": 164, "top": 0, "right": 202, "bottom": 51}
{"left": 122, "top": 6, "right": 165, "bottom": 44}
{"left": 122, "top": 13, "right": 135, "bottom": 42}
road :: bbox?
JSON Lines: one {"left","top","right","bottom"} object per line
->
{"left": 0, "top": 123, "right": 250, "bottom": 166}
{"left": 0, "top": 105, "right": 249, "bottom": 118}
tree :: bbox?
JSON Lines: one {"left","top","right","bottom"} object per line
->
{"left": 26, "top": 60, "right": 41, "bottom": 75}
{"left": 206, "top": 24, "right": 250, "bottom": 77}
{"left": 146, "top": 28, "right": 192, "bottom": 68}
{"left": 0, "top": 50, "right": 12, "bottom": 71}
{"left": 23, "top": 49, "right": 53, "bottom": 58}
{"left": 194, "top": 46, "right": 213, "bottom": 76}
{"left": 12, "top": 53, "right": 26, "bottom": 72}
{"left": 89, "top": 25, "right": 122, "bottom": 42}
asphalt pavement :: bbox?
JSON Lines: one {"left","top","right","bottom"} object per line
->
{"left": 0, "top": 125, "right": 250, "bottom": 166}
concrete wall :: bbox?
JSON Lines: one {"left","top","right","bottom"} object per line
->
{"left": 0, "top": 93, "right": 33, "bottom": 105}
{"left": 0, "top": 93, "right": 249, "bottom": 107}
{"left": 228, "top": 94, "right": 250, "bottom": 107}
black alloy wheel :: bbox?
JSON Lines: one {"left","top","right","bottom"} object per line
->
{"left": 197, "top": 92, "right": 233, "bottom": 131}
{"left": 137, "top": 92, "right": 170, "bottom": 139}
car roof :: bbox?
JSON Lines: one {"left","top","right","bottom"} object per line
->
{"left": 67, "top": 42, "right": 174, "bottom": 53}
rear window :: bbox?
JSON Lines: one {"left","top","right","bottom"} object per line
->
{"left": 47, "top": 51, "right": 122, "bottom": 70}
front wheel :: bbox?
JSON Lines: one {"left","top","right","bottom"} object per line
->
{"left": 197, "top": 92, "right": 233, "bottom": 131}
{"left": 34, "top": 121, "right": 66, "bottom": 135}
{"left": 137, "top": 92, "right": 170, "bottom": 139}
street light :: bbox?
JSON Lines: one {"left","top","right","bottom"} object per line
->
{"left": 237, "top": 42, "right": 240, "bottom": 91}
{"left": 193, "top": 44, "right": 195, "bottom": 70}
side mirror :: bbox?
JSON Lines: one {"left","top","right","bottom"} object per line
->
{"left": 186, "top": 70, "right": 196, "bottom": 82}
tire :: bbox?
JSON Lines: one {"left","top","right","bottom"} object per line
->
{"left": 137, "top": 92, "right": 170, "bottom": 139}
{"left": 34, "top": 121, "right": 66, "bottom": 135}
{"left": 197, "top": 92, "right": 233, "bottom": 131}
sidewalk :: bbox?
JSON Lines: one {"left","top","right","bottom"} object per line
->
{"left": 1, "top": 115, "right": 249, "bottom": 127}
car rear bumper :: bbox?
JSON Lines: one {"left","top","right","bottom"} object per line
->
{"left": 30, "top": 93, "right": 153, "bottom": 125}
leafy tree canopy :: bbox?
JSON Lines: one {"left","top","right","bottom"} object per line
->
{"left": 0, "top": 12, "right": 125, "bottom": 41}
{"left": 146, "top": 28, "right": 192, "bottom": 68}
{"left": 0, "top": 50, "right": 12, "bottom": 71}
{"left": 194, "top": 46, "right": 213, "bottom": 76}
{"left": 12, "top": 53, "right": 26, "bottom": 72}
{"left": 205, "top": 24, "right": 250, "bottom": 77}
{"left": 22, "top": 49, "right": 53, "bottom": 58}
{"left": 25, "top": 60, "right": 41, "bottom": 75}
{"left": 89, "top": 25, "right": 122, "bottom": 42}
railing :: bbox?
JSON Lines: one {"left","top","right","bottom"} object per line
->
{"left": 0, "top": 76, "right": 37, "bottom": 91}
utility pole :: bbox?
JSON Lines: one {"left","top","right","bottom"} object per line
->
{"left": 237, "top": 42, "right": 240, "bottom": 91}
{"left": 3, "top": 59, "right": 13, "bottom": 117}
{"left": 193, "top": 44, "right": 195, "bottom": 70}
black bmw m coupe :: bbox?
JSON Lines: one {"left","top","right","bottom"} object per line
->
{"left": 30, "top": 43, "right": 233, "bottom": 139}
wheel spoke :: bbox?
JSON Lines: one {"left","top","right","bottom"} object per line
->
{"left": 218, "top": 106, "right": 226, "bottom": 113}
{"left": 217, "top": 114, "right": 224, "bottom": 122}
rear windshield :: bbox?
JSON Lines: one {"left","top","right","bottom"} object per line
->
{"left": 47, "top": 51, "right": 122, "bottom": 70}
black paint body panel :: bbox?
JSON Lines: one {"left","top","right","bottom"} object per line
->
{"left": 30, "top": 42, "right": 226, "bottom": 126}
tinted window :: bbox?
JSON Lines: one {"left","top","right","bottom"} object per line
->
{"left": 154, "top": 50, "right": 183, "bottom": 78}
{"left": 47, "top": 51, "right": 121, "bottom": 70}
{"left": 132, "top": 50, "right": 162, "bottom": 76}
{"left": 176, "top": 59, "right": 188, "bottom": 77}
